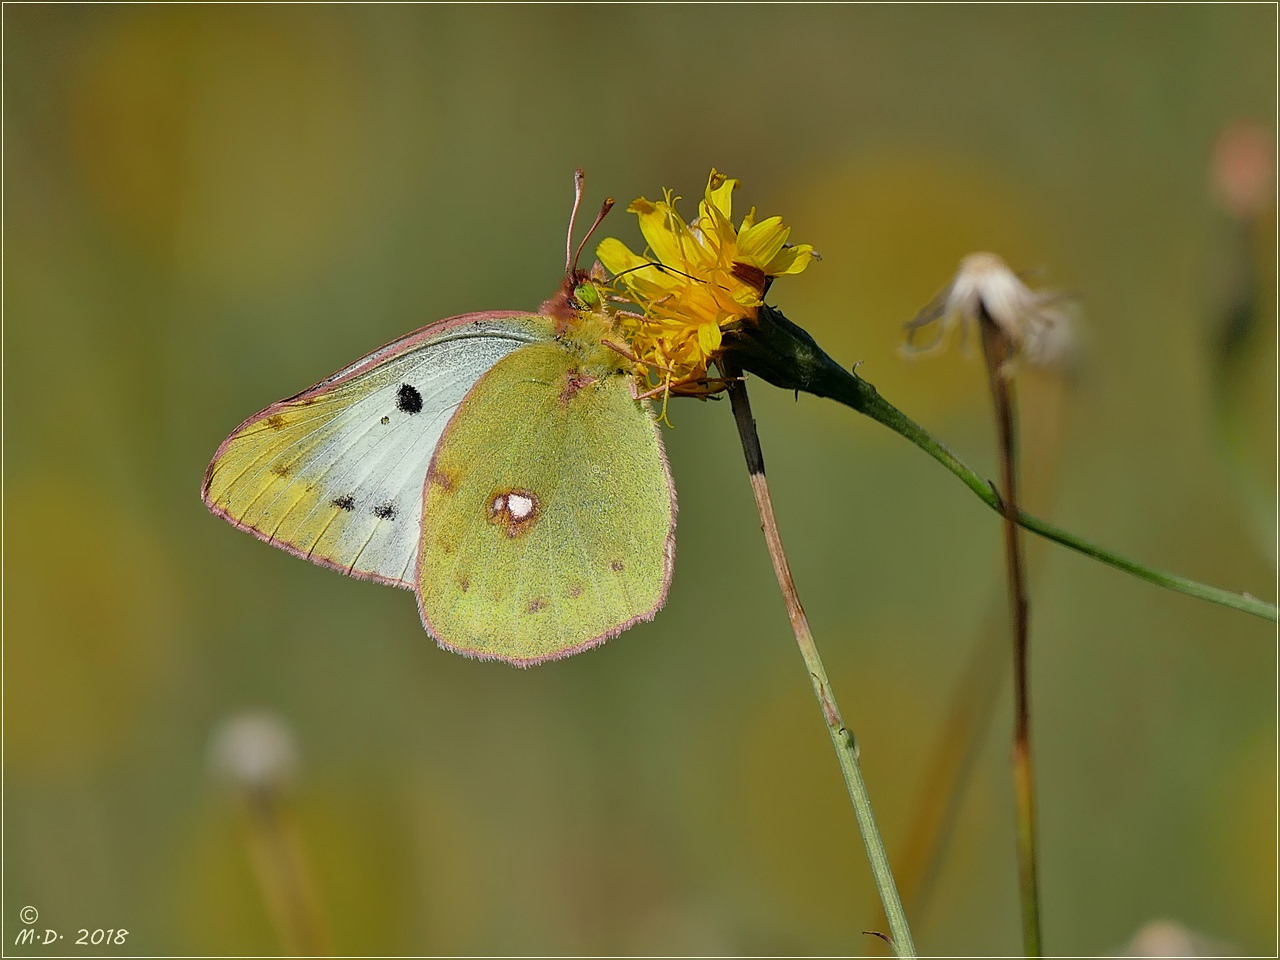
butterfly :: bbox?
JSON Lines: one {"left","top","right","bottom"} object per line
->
{"left": 202, "top": 173, "right": 676, "bottom": 666}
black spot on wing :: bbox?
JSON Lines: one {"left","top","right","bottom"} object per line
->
{"left": 373, "top": 501, "right": 397, "bottom": 520}
{"left": 396, "top": 383, "right": 423, "bottom": 414}
{"left": 380, "top": 415, "right": 390, "bottom": 425}
{"left": 332, "top": 495, "right": 355, "bottom": 511}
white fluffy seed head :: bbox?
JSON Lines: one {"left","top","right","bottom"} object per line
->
{"left": 906, "top": 251, "right": 1076, "bottom": 375}
{"left": 208, "top": 711, "right": 298, "bottom": 792}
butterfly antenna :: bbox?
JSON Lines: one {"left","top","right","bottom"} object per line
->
{"left": 571, "top": 196, "right": 615, "bottom": 277}
{"left": 565, "top": 168, "right": 587, "bottom": 277}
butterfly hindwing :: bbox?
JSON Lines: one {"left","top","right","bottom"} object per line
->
{"left": 202, "top": 314, "right": 548, "bottom": 586}
{"left": 416, "top": 341, "right": 676, "bottom": 664}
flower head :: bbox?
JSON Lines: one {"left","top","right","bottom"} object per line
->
{"left": 598, "top": 170, "right": 816, "bottom": 399}
{"left": 905, "top": 252, "right": 1073, "bottom": 376}
{"left": 208, "top": 710, "right": 298, "bottom": 793}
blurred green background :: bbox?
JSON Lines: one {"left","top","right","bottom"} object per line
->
{"left": 6, "top": 5, "right": 1275, "bottom": 956}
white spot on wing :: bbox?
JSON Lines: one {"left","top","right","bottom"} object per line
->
{"left": 507, "top": 494, "right": 534, "bottom": 519}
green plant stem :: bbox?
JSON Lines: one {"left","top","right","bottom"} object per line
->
{"left": 980, "top": 319, "right": 1042, "bottom": 958}
{"left": 242, "top": 788, "right": 330, "bottom": 956}
{"left": 724, "top": 307, "right": 1278, "bottom": 623}
{"left": 859, "top": 385, "right": 1275, "bottom": 620}
{"left": 724, "top": 363, "right": 917, "bottom": 959}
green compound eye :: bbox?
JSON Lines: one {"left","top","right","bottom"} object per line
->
{"left": 573, "top": 282, "right": 600, "bottom": 308}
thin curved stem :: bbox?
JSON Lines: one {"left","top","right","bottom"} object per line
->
{"left": 724, "top": 362, "right": 917, "bottom": 959}
{"left": 846, "top": 376, "right": 1275, "bottom": 622}
{"left": 723, "top": 307, "right": 1277, "bottom": 623}
{"left": 980, "top": 319, "right": 1042, "bottom": 958}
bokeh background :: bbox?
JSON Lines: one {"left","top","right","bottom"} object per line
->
{"left": 6, "top": 5, "right": 1275, "bottom": 956}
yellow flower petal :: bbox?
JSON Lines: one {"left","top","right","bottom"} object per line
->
{"left": 595, "top": 236, "right": 644, "bottom": 275}
{"left": 697, "top": 321, "right": 722, "bottom": 357}
{"left": 737, "top": 215, "right": 791, "bottom": 266}
{"left": 695, "top": 204, "right": 734, "bottom": 264}
{"left": 596, "top": 237, "right": 680, "bottom": 298}
{"left": 630, "top": 197, "right": 690, "bottom": 272}
{"left": 706, "top": 170, "right": 738, "bottom": 221}
{"left": 765, "top": 244, "right": 815, "bottom": 276}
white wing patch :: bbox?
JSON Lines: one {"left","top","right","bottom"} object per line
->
{"left": 203, "top": 317, "right": 545, "bottom": 587}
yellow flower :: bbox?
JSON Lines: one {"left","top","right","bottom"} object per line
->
{"left": 597, "top": 170, "right": 815, "bottom": 400}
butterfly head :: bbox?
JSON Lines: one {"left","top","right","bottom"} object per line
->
{"left": 541, "top": 264, "right": 613, "bottom": 328}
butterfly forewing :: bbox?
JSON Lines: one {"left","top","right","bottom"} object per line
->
{"left": 417, "top": 342, "right": 676, "bottom": 664}
{"left": 203, "top": 315, "right": 547, "bottom": 586}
